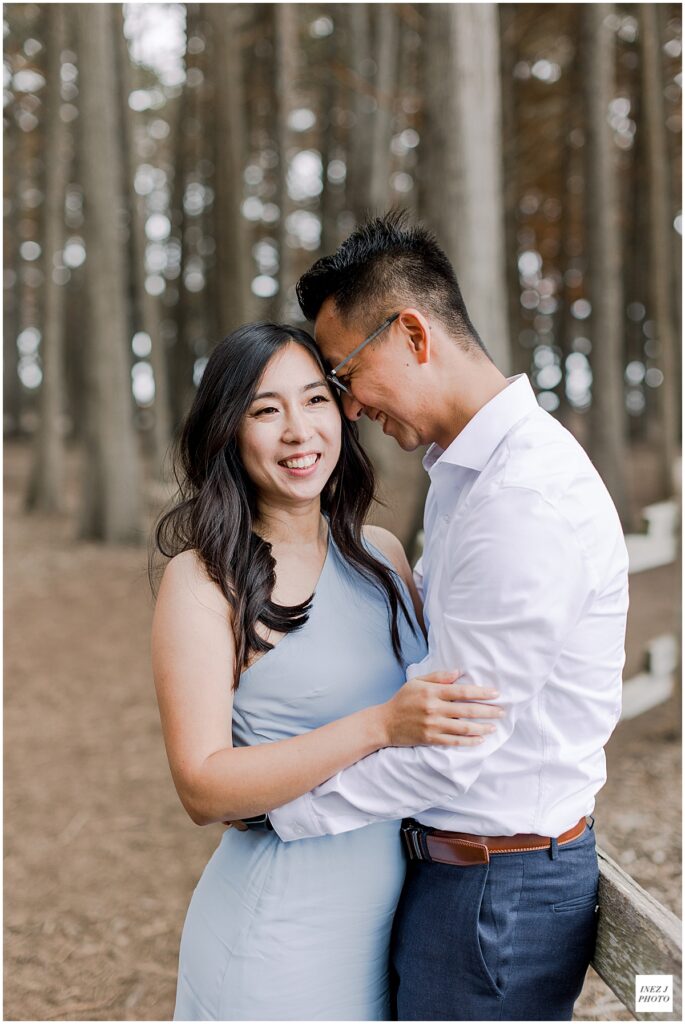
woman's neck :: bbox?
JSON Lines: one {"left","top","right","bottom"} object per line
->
{"left": 254, "top": 499, "right": 326, "bottom": 549}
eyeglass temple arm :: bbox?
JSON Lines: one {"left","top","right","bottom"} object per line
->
{"left": 329, "top": 313, "right": 400, "bottom": 376}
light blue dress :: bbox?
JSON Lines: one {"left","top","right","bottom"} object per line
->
{"left": 173, "top": 535, "right": 427, "bottom": 1021}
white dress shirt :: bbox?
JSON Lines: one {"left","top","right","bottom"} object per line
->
{"left": 270, "top": 375, "right": 629, "bottom": 841}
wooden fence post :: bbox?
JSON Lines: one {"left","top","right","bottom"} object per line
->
{"left": 593, "top": 846, "right": 682, "bottom": 1019}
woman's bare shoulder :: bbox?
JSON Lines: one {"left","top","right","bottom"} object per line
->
{"left": 362, "top": 524, "right": 408, "bottom": 576}
{"left": 158, "top": 548, "right": 230, "bottom": 617}
{"left": 362, "top": 524, "right": 425, "bottom": 628}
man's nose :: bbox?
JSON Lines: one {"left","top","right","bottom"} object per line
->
{"left": 341, "top": 393, "right": 364, "bottom": 420}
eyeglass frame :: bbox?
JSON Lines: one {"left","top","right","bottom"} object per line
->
{"left": 325, "top": 312, "right": 400, "bottom": 397}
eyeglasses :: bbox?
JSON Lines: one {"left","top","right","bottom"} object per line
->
{"left": 325, "top": 313, "right": 400, "bottom": 397}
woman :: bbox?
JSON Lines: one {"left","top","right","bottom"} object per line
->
{"left": 151, "top": 323, "right": 501, "bottom": 1021}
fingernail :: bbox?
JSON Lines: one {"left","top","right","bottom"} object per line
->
{"left": 496, "top": 709, "right": 505, "bottom": 717}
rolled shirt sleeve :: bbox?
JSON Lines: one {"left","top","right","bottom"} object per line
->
{"left": 269, "top": 488, "right": 595, "bottom": 841}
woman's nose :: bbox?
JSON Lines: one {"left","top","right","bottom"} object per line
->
{"left": 283, "top": 408, "right": 312, "bottom": 441}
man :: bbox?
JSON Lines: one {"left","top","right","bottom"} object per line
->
{"left": 267, "top": 213, "right": 629, "bottom": 1020}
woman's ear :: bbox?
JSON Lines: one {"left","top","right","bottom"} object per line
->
{"left": 399, "top": 309, "right": 431, "bottom": 365}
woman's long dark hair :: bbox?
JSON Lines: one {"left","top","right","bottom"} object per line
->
{"left": 150, "top": 322, "right": 416, "bottom": 689}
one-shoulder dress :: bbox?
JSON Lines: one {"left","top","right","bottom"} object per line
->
{"left": 173, "top": 535, "right": 427, "bottom": 1021}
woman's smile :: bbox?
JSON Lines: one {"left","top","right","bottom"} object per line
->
{"left": 277, "top": 451, "right": 323, "bottom": 476}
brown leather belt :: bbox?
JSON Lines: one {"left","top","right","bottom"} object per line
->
{"left": 401, "top": 817, "right": 588, "bottom": 866}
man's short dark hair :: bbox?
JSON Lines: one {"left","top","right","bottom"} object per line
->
{"left": 296, "top": 210, "right": 488, "bottom": 357}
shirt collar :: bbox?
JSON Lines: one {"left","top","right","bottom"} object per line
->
{"left": 423, "top": 374, "right": 538, "bottom": 474}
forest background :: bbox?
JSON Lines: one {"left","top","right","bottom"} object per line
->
{"left": 4, "top": 3, "right": 682, "bottom": 1021}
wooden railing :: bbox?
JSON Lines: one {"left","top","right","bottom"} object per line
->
{"left": 593, "top": 847, "right": 682, "bottom": 1020}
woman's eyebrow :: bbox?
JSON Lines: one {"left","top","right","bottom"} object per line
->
{"left": 252, "top": 379, "right": 327, "bottom": 401}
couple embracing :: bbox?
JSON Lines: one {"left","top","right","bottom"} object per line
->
{"left": 152, "top": 213, "right": 629, "bottom": 1022}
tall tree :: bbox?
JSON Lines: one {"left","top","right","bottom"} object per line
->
{"left": 344, "top": 5, "right": 375, "bottom": 222}
{"left": 168, "top": 70, "right": 193, "bottom": 426}
{"left": 499, "top": 4, "right": 527, "bottom": 377}
{"left": 3, "top": 102, "right": 22, "bottom": 436}
{"left": 368, "top": 5, "right": 399, "bottom": 211}
{"left": 206, "top": 3, "right": 250, "bottom": 334}
{"left": 639, "top": 3, "right": 679, "bottom": 497}
{"left": 26, "top": 3, "right": 70, "bottom": 512}
{"left": 116, "top": 11, "right": 173, "bottom": 479}
{"left": 75, "top": 4, "right": 142, "bottom": 542}
{"left": 318, "top": 13, "right": 344, "bottom": 257}
{"left": 420, "top": 3, "right": 510, "bottom": 372}
{"left": 273, "top": 3, "right": 297, "bottom": 319}
{"left": 581, "top": 5, "right": 630, "bottom": 525}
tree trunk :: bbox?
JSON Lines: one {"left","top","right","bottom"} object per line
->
{"left": 581, "top": 5, "right": 631, "bottom": 526}
{"left": 26, "top": 3, "right": 71, "bottom": 512}
{"left": 75, "top": 4, "right": 142, "bottom": 543}
{"left": 555, "top": 131, "right": 575, "bottom": 431}
{"left": 420, "top": 3, "right": 510, "bottom": 372}
{"left": 319, "top": 15, "right": 343, "bottom": 257}
{"left": 556, "top": 9, "right": 582, "bottom": 431}
{"left": 273, "top": 3, "right": 297, "bottom": 319}
{"left": 168, "top": 77, "right": 194, "bottom": 427}
{"left": 344, "top": 5, "right": 374, "bottom": 223}
{"left": 116, "top": 10, "right": 173, "bottom": 479}
{"left": 499, "top": 4, "right": 527, "bottom": 377}
{"left": 199, "top": 11, "right": 221, "bottom": 351}
{"left": 625, "top": 67, "right": 649, "bottom": 446}
{"left": 207, "top": 3, "right": 250, "bottom": 335}
{"left": 640, "top": 3, "right": 679, "bottom": 497}
{"left": 3, "top": 106, "right": 22, "bottom": 436}
{"left": 657, "top": 5, "right": 681, "bottom": 411}
{"left": 368, "top": 5, "right": 398, "bottom": 211}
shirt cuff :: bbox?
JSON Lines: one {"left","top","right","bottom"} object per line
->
{"left": 269, "top": 791, "right": 323, "bottom": 842}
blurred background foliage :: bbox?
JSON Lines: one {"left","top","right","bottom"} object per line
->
{"left": 3, "top": 2, "right": 682, "bottom": 547}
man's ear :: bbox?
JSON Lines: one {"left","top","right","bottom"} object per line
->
{"left": 399, "top": 309, "right": 431, "bottom": 365}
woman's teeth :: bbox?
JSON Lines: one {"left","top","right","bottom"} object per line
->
{"left": 281, "top": 454, "right": 319, "bottom": 469}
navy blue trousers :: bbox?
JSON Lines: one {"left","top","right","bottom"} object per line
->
{"left": 391, "top": 824, "right": 598, "bottom": 1021}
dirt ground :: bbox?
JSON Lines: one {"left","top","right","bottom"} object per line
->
{"left": 4, "top": 441, "right": 681, "bottom": 1022}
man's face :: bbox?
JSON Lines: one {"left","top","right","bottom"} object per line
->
{"left": 314, "top": 297, "right": 429, "bottom": 452}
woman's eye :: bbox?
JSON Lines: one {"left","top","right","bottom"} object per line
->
{"left": 253, "top": 406, "right": 278, "bottom": 416}
{"left": 308, "top": 394, "right": 330, "bottom": 405}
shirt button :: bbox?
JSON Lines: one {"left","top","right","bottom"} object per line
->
{"left": 442, "top": 515, "right": 449, "bottom": 523}
{"left": 293, "top": 824, "right": 305, "bottom": 835}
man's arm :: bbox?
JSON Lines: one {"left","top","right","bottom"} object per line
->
{"left": 269, "top": 487, "right": 594, "bottom": 841}
{"left": 413, "top": 554, "right": 424, "bottom": 605}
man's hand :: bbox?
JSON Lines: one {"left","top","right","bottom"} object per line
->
{"left": 381, "top": 671, "right": 503, "bottom": 747}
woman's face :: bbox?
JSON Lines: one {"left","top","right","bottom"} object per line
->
{"left": 238, "top": 342, "right": 342, "bottom": 509}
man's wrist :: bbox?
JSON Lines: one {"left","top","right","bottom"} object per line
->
{"left": 270, "top": 792, "right": 321, "bottom": 841}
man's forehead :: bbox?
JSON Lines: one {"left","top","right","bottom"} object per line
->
{"left": 314, "top": 297, "right": 353, "bottom": 359}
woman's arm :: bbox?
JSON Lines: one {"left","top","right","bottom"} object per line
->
{"left": 152, "top": 550, "right": 501, "bottom": 827}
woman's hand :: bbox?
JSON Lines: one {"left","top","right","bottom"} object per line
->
{"left": 381, "top": 671, "right": 503, "bottom": 747}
